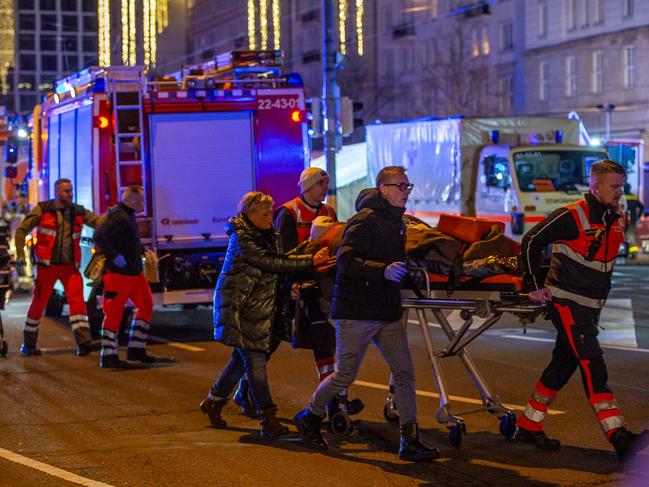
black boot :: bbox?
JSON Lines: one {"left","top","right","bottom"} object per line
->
{"left": 513, "top": 427, "right": 561, "bottom": 451}
{"left": 233, "top": 379, "right": 258, "bottom": 418}
{"left": 99, "top": 354, "right": 128, "bottom": 369}
{"left": 398, "top": 422, "right": 440, "bottom": 462}
{"left": 611, "top": 427, "right": 649, "bottom": 463}
{"left": 294, "top": 408, "right": 328, "bottom": 450}
{"left": 259, "top": 405, "right": 289, "bottom": 439}
{"left": 74, "top": 326, "right": 99, "bottom": 356}
{"left": 127, "top": 348, "right": 158, "bottom": 363}
{"left": 20, "top": 330, "right": 41, "bottom": 356}
{"left": 199, "top": 396, "right": 228, "bottom": 428}
{"left": 77, "top": 339, "right": 101, "bottom": 356}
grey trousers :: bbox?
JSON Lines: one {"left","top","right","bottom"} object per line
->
{"left": 308, "top": 318, "right": 417, "bottom": 425}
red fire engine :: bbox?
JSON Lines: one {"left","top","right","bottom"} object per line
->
{"left": 29, "top": 51, "right": 308, "bottom": 322}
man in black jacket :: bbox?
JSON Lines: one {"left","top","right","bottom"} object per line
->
{"left": 93, "top": 185, "right": 161, "bottom": 369}
{"left": 294, "top": 166, "right": 440, "bottom": 462}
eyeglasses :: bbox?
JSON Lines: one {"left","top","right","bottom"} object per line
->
{"left": 383, "top": 183, "right": 414, "bottom": 192}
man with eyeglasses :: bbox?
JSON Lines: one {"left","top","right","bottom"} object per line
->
{"left": 295, "top": 165, "right": 440, "bottom": 462}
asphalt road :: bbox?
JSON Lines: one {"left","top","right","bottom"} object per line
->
{"left": 1, "top": 265, "right": 649, "bottom": 486}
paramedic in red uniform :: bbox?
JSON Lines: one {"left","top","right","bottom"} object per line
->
{"left": 15, "top": 178, "right": 101, "bottom": 356}
{"left": 516, "top": 160, "right": 648, "bottom": 463}
{"left": 93, "top": 185, "right": 161, "bottom": 369}
{"left": 274, "top": 167, "right": 363, "bottom": 417}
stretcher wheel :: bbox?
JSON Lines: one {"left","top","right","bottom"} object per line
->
{"left": 0, "top": 340, "right": 7, "bottom": 357}
{"left": 383, "top": 403, "right": 400, "bottom": 424}
{"left": 499, "top": 413, "right": 517, "bottom": 440}
{"left": 448, "top": 423, "right": 465, "bottom": 447}
{"left": 329, "top": 412, "right": 352, "bottom": 436}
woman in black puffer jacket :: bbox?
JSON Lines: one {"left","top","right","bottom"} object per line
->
{"left": 200, "top": 192, "right": 329, "bottom": 438}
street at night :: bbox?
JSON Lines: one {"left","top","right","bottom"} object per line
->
{"left": 1, "top": 264, "right": 648, "bottom": 486}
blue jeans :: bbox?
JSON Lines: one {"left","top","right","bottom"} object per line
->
{"left": 210, "top": 348, "right": 273, "bottom": 411}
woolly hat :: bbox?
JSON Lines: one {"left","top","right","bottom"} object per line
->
{"left": 309, "top": 215, "right": 336, "bottom": 241}
{"left": 298, "top": 167, "right": 329, "bottom": 192}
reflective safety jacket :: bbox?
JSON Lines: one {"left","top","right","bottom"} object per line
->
{"left": 280, "top": 197, "right": 337, "bottom": 245}
{"left": 523, "top": 193, "right": 624, "bottom": 309}
{"left": 15, "top": 200, "right": 98, "bottom": 267}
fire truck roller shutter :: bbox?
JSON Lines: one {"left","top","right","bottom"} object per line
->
{"left": 148, "top": 111, "right": 255, "bottom": 248}
{"left": 46, "top": 103, "right": 93, "bottom": 212}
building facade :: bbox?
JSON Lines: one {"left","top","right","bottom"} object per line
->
{"left": 7, "top": 0, "right": 98, "bottom": 114}
{"left": 523, "top": 0, "right": 649, "bottom": 152}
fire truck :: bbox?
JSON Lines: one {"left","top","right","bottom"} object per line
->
{"left": 29, "top": 51, "right": 308, "bottom": 323}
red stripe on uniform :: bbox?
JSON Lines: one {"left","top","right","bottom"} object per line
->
{"left": 529, "top": 398, "right": 549, "bottom": 413}
{"left": 589, "top": 392, "right": 615, "bottom": 405}
{"left": 517, "top": 415, "right": 544, "bottom": 432}
{"left": 535, "top": 381, "right": 558, "bottom": 399}
{"left": 596, "top": 409, "right": 623, "bottom": 421}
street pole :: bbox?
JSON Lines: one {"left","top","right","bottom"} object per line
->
{"left": 322, "top": 0, "right": 338, "bottom": 211}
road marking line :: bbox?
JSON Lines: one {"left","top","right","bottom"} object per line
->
{"left": 0, "top": 447, "right": 115, "bottom": 487}
{"left": 502, "top": 334, "right": 649, "bottom": 353}
{"left": 147, "top": 336, "right": 205, "bottom": 352}
{"left": 353, "top": 380, "right": 565, "bottom": 415}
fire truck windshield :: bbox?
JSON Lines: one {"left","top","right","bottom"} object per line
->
{"left": 514, "top": 150, "right": 607, "bottom": 192}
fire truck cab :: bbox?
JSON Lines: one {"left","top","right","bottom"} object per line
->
{"left": 30, "top": 51, "right": 308, "bottom": 320}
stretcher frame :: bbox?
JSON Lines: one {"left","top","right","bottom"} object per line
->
{"left": 389, "top": 268, "right": 544, "bottom": 446}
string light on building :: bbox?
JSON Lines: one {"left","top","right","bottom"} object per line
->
{"left": 157, "top": 0, "right": 168, "bottom": 33}
{"left": 150, "top": 0, "right": 158, "bottom": 66}
{"left": 356, "top": 0, "right": 364, "bottom": 56}
{"left": 0, "top": 0, "right": 15, "bottom": 94}
{"left": 128, "top": 0, "right": 136, "bottom": 66}
{"left": 98, "top": 0, "right": 110, "bottom": 65}
{"left": 143, "top": 0, "right": 151, "bottom": 66}
{"left": 121, "top": 0, "right": 129, "bottom": 64}
{"left": 260, "top": 0, "right": 268, "bottom": 50}
{"left": 247, "top": 0, "right": 256, "bottom": 49}
{"left": 272, "top": 0, "right": 280, "bottom": 51}
{"left": 339, "top": 0, "right": 347, "bottom": 55}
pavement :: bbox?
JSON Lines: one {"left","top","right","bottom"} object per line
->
{"left": 1, "top": 265, "right": 649, "bottom": 486}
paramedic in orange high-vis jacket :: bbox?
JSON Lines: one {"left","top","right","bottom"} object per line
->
{"left": 516, "top": 160, "right": 648, "bottom": 463}
{"left": 15, "top": 178, "right": 101, "bottom": 357}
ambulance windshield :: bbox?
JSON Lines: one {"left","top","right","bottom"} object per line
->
{"left": 513, "top": 150, "right": 607, "bottom": 192}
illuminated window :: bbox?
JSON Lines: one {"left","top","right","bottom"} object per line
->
{"left": 538, "top": 1, "right": 548, "bottom": 38}
{"left": 471, "top": 29, "right": 479, "bottom": 57}
{"left": 565, "top": 55, "right": 576, "bottom": 97}
{"left": 623, "top": 45, "right": 635, "bottom": 88}
{"left": 566, "top": 0, "right": 576, "bottom": 31}
{"left": 539, "top": 61, "right": 549, "bottom": 101}
{"left": 481, "top": 26, "right": 490, "bottom": 55}
{"left": 591, "top": 50, "right": 602, "bottom": 93}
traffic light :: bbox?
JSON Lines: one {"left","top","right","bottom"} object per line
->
{"left": 4, "top": 135, "right": 18, "bottom": 163}
{"left": 340, "top": 97, "right": 364, "bottom": 137}
{"left": 306, "top": 97, "right": 323, "bottom": 138}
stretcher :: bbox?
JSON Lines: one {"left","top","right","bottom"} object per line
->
{"left": 385, "top": 267, "right": 544, "bottom": 446}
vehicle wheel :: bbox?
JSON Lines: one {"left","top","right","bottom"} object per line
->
{"left": 329, "top": 412, "right": 351, "bottom": 436}
{"left": 1, "top": 340, "right": 7, "bottom": 357}
{"left": 383, "top": 402, "right": 400, "bottom": 425}
{"left": 448, "top": 423, "right": 465, "bottom": 447}
{"left": 499, "top": 413, "right": 517, "bottom": 440}
{"left": 45, "top": 291, "right": 65, "bottom": 317}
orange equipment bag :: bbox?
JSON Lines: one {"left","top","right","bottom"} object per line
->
{"left": 437, "top": 214, "right": 505, "bottom": 243}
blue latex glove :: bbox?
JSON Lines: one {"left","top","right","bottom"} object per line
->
{"left": 113, "top": 254, "right": 127, "bottom": 269}
{"left": 384, "top": 262, "right": 407, "bottom": 282}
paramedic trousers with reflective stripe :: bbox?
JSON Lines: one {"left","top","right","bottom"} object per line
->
{"left": 24, "top": 264, "right": 92, "bottom": 346}
{"left": 517, "top": 298, "right": 625, "bottom": 440}
{"left": 100, "top": 272, "right": 153, "bottom": 357}
{"left": 308, "top": 318, "right": 417, "bottom": 425}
